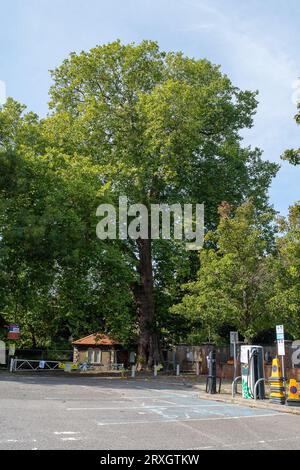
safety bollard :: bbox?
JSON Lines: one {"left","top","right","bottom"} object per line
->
{"left": 269, "top": 357, "right": 286, "bottom": 405}
{"left": 176, "top": 364, "right": 180, "bottom": 376}
{"left": 286, "top": 379, "right": 300, "bottom": 407}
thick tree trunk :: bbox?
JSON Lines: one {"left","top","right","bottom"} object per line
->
{"left": 133, "top": 238, "right": 162, "bottom": 369}
{"left": 29, "top": 327, "right": 37, "bottom": 349}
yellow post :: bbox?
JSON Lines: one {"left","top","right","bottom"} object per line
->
{"left": 269, "top": 357, "right": 285, "bottom": 405}
{"left": 270, "top": 358, "right": 281, "bottom": 379}
{"left": 288, "top": 379, "right": 298, "bottom": 399}
{"left": 287, "top": 379, "right": 300, "bottom": 407}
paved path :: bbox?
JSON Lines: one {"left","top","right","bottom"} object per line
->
{"left": 0, "top": 374, "right": 299, "bottom": 449}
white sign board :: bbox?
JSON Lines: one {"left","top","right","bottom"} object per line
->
{"left": 230, "top": 331, "right": 238, "bottom": 344}
{"left": 276, "top": 325, "right": 284, "bottom": 340}
{"left": 240, "top": 345, "right": 252, "bottom": 364}
{"left": 277, "top": 339, "right": 285, "bottom": 356}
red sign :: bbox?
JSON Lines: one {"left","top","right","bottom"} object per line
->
{"left": 7, "top": 324, "right": 20, "bottom": 340}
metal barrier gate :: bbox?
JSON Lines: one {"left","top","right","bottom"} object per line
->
{"left": 10, "top": 359, "right": 61, "bottom": 372}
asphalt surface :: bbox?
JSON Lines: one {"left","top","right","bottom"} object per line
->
{"left": 0, "top": 373, "right": 300, "bottom": 450}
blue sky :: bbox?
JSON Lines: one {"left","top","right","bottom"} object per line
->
{"left": 1, "top": 0, "right": 299, "bottom": 215}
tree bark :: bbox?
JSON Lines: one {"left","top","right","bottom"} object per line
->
{"left": 133, "top": 237, "right": 162, "bottom": 369}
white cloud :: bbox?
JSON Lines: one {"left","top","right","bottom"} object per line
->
{"left": 181, "top": 0, "right": 300, "bottom": 214}
{"left": 182, "top": 0, "right": 299, "bottom": 157}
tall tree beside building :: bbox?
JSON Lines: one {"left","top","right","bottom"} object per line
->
{"left": 44, "top": 40, "right": 277, "bottom": 366}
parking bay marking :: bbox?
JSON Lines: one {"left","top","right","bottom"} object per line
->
{"left": 66, "top": 404, "right": 226, "bottom": 411}
{"left": 61, "top": 437, "right": 81, "bottom": 441}
{"left": 97, "top": 412, "right": 284, "bottom": 426}
{"left": 54, "top": 431, "right": 81, "bottom": 435}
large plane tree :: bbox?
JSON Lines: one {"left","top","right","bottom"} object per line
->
{"left": 3, "top": 40, "right": 277, "bottom": 366}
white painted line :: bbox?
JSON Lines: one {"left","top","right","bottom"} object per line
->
{"left": 45, "top": 398, "right": 64, "bottom": 400}
{"left": 61, "top": 437, "right": 80, "bottom": 441}
{"left": 189, "top": 446, "right": 214, "bottom": 450}
{"left": 0, "top": 438, "right": 37, "bottom": 444}
{"left": 104, "top": 396, "right": 177, "bottom": 400}
{"left": 67, "top": 404, "right": 226, "bottom": 411}
{"left": 135, "top": 385, "right": 191, "bottom": 397}
{"left": 54, "top": 431, "right": 80, "bottom": 435}
{"left": 155, "top": 399, "right": 177, "bottom": 405}
{"left": 97, "top": 413, "right": 284, "bottom": 426}
{"left": 151, "top": 389, "right": 190, "bottom": 398}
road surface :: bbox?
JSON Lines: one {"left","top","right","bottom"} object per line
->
{"left": 0, "top": 373, "right": 299, "bottom": 450}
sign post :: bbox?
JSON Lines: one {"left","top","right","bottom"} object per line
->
{"left": 230, "top": 331, "right": 239, "bottom": 391}
{"left": 276, "top": 325, "right": 285, "bottom": 385}
{"left": 8, "top": 343, "right": 15, "bottom": 356}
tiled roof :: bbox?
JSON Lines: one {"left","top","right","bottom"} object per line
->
{"left": 72, "top": 333, "right": 120, "bottom": 346}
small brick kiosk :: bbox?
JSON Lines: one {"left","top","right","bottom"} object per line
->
{"left": 72, "top": 333, "right": 130, "bottom": 370}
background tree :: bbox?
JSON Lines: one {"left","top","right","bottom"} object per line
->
{"left": 270, "top": 204, "right": 300, "bottom": 338}
{"left": 272, "top": 95, "right": 300, "bottom": 336}
{"left": 0, "top": 99, "right": 135, "bottom": 347}
{"left": 281, "top": 96, "right": 300, "bottom": 165}
{"left": 172, "top": 201, "right": 277, "bottom": 343}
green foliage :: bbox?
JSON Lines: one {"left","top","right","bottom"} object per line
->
{"left": 172, "top": 201, "right": 277, "bottom": 343}
{"left": 281, "top": 100, "right": 300, "bottom": 165}
{"left": 45, "top": 40, "right": 278, "bottom": 347}
{"left": 270, "top": 203, "right": 300, "bottom": 338}
{"left": 0, "top": 41, "right": 280, "bottom": 350}
{"left": 0, "top": 100, "right": 135, "bottom": 347}
{"left": 281, "top": 148, "right": 300, "bottom": 166}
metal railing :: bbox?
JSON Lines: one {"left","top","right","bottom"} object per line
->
{"left": 253, "top": 376, "right": 287, "bottom": 401}
{"left": 11, "top": 359, "right": 61, "bottom": 372}
{"left": 232, "top": 376, "right": 268, "bottom": 400}
{"left": 111, "top": 363, "right": 124, "bottom": 370}
{"left": 232, "top": 376, "right": 287, "bottom": 401}
{"left": 254, "top": 378, "right": 268, "bottom": 401}
{"left": 231, "top": 376, "right": 242, "bottom": 398}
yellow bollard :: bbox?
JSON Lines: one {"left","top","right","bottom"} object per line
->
{"left": 288, "top": 379, "right": 298, "bottom": 399}
{"left": 270, "top": 358, "right": 281, "bottom": 379}
{"left": 269, "top": 358, "right": 285, "bottom": 405}
{"left": 286, "top": 379, "right": 300, "bottom": 407}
